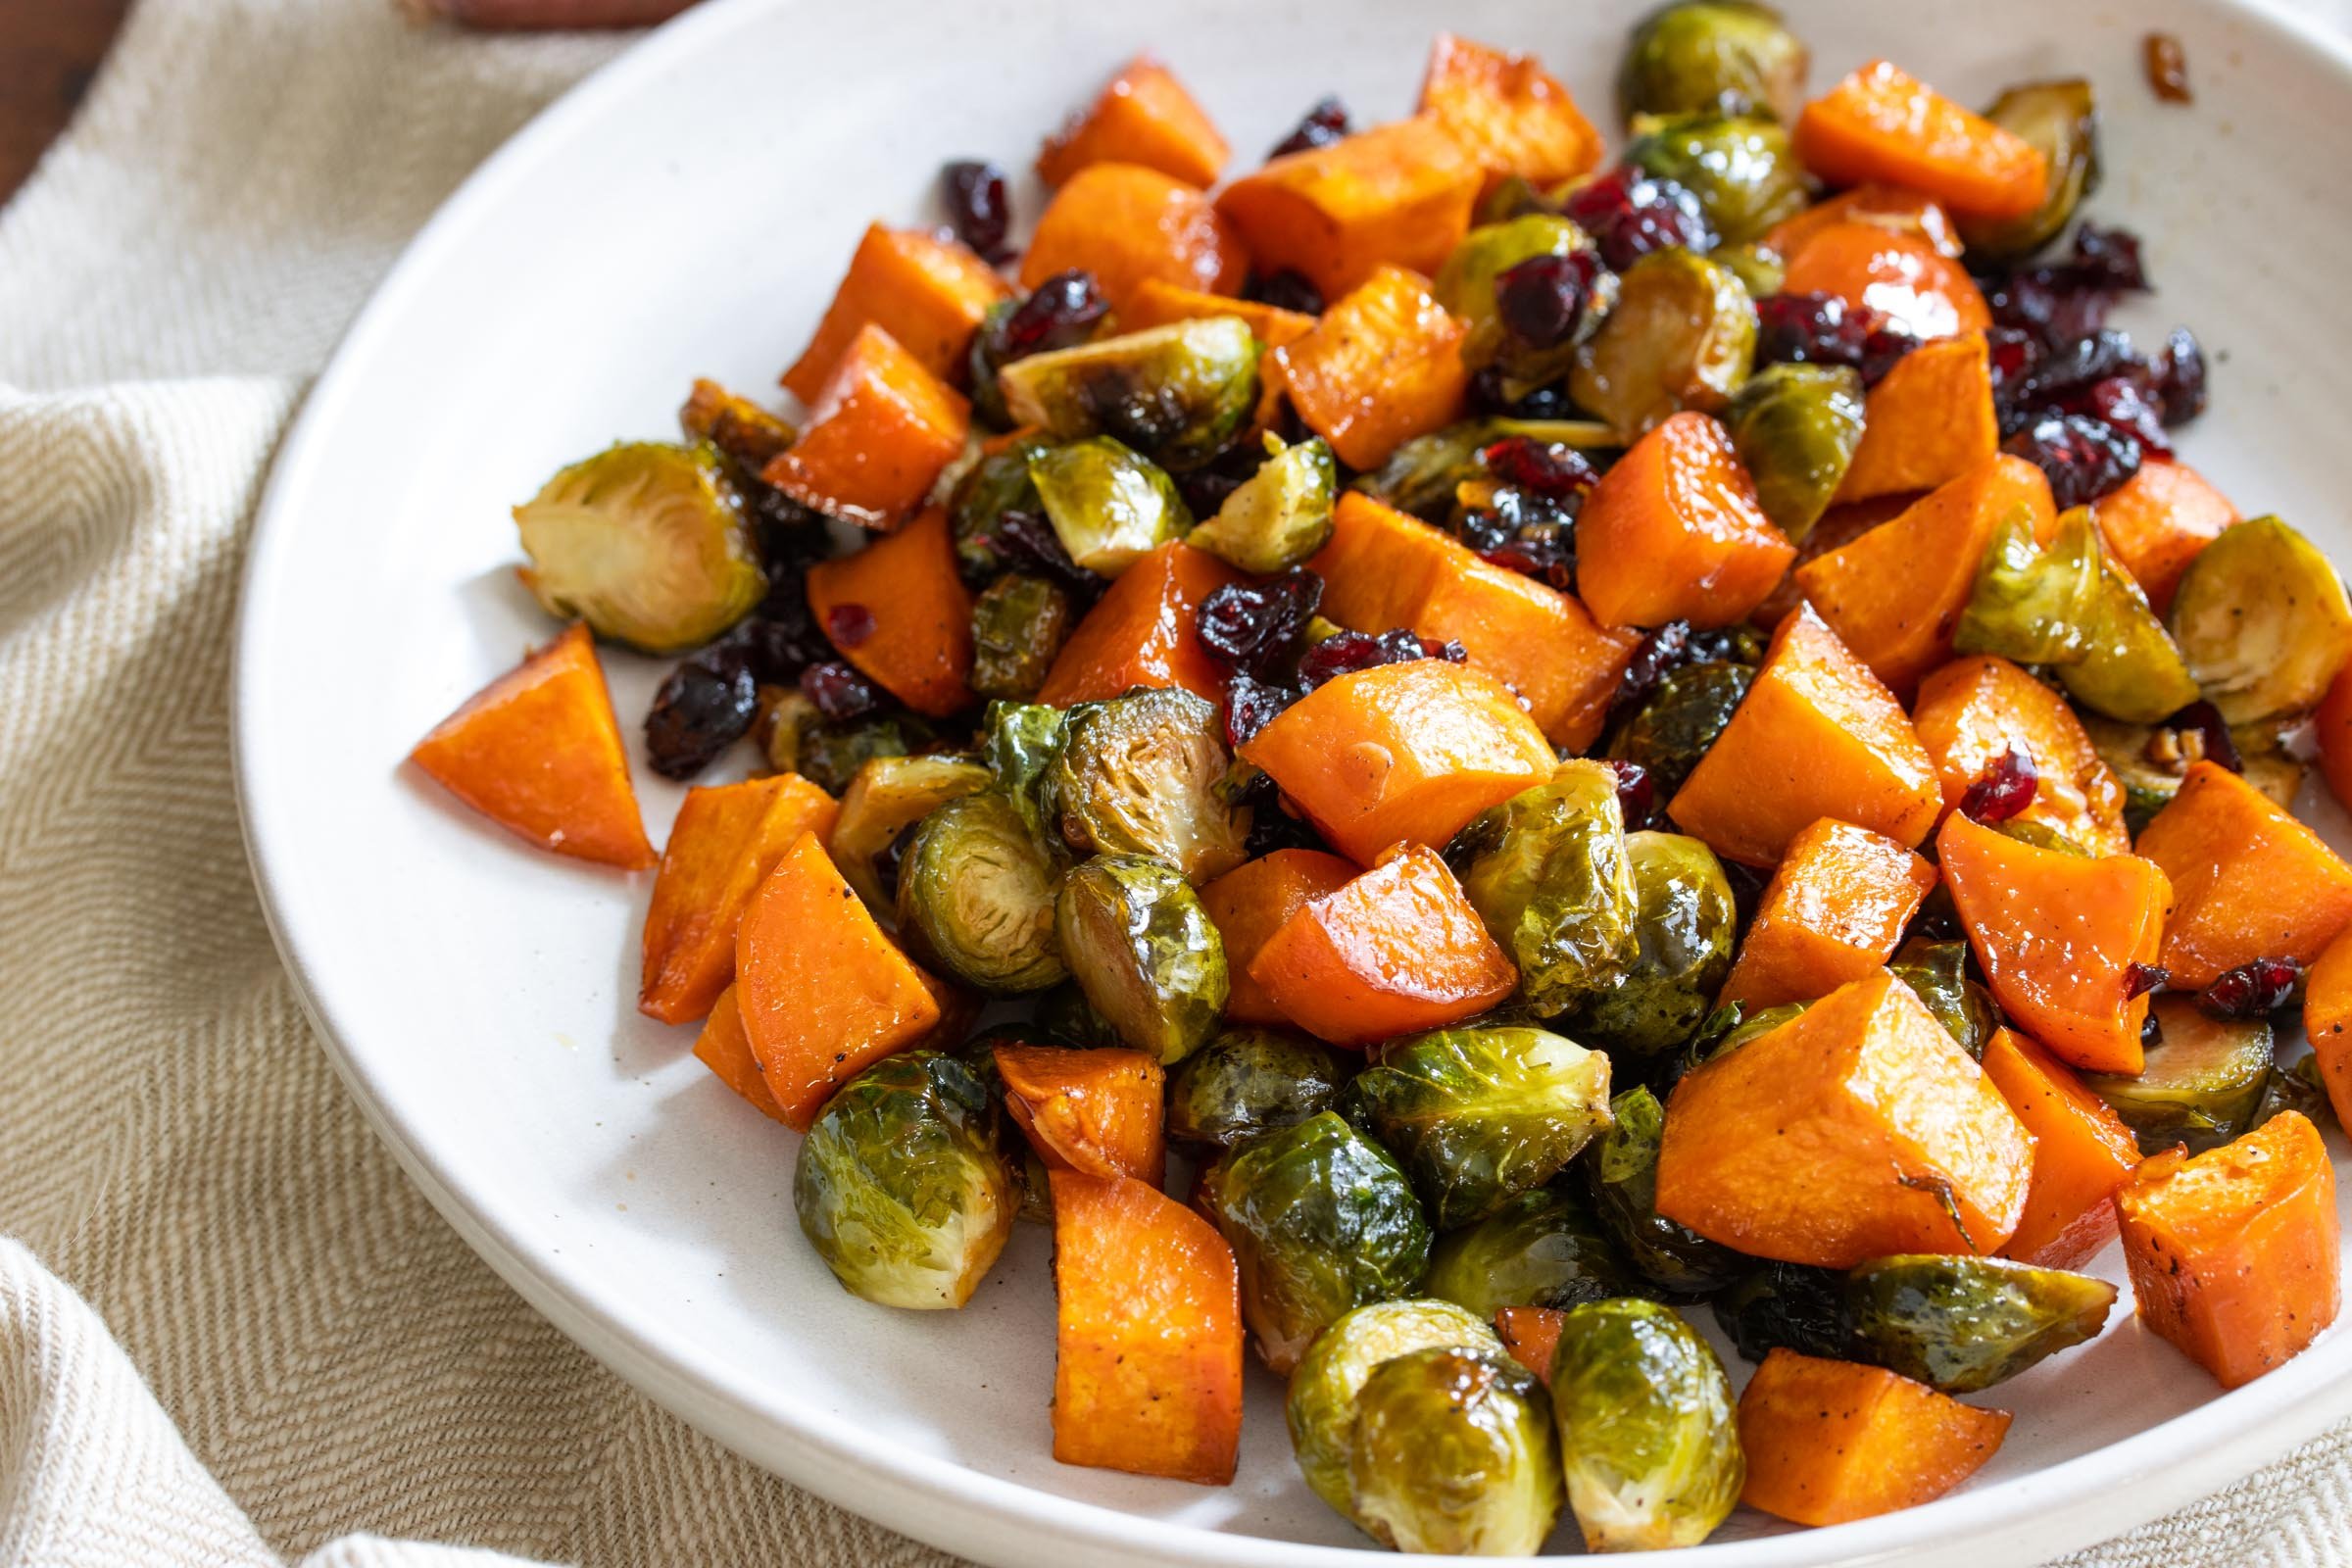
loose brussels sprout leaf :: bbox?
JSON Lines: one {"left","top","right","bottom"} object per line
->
{"left": 1424, "top": 1185, "right": 1643, "bottom": 1319}
{"left": 792, "top": 1051, "right": 1018, "bottom": 1309}
{"left": 1349, "top": 1348, "right": 1564, "bottom": 1556}
{"left": 1722, "top": 363, "right": 1865, "bottom": 543}
{"left": 1711, "top": 1260, "right": 1852, "bottom": 1362}
{"left": 1606, "top": 660, "right": 1756, "bottom": 800}
{"left": 1028, "top": 437, "right": 1193, "bottom": 577}
{"left": 2169, "top": 515, "right": 2352, "bottom": 724}
{"left": 1032, "top": 978, "right": 1124, "bottom": 1049}
{"left": 1455, "top": 760, "right": 1642, "bottom": 1017}
{"left": 2253, "top": 1053, "right": 2336, "bottom": 1134}
{"left": 1549, "top": 1298, "right": 1744, "bottom": 1552}
{"left": 1352, "top": 417, "right": 1621, "bottom": 521}
{"left": 1956, "top": 79, "right": 2102, "bottom": 262}
{"left": 513, "top": 441, "right": 765, "bottom": 654}
{"left": 1625, "top": 113, "right": 1812, "bottom": 245}
{"left": 1343, "top": 1027, "right": 1615, "bottom": 1229}
{"left": 949, "top": 433, "right": 1053, "bottom": 581}
{"left": 978, "top": 699, "right": 1068, "bottom": 844}
{"left": 1715, "top": 239, "right": 1786, "bottom": 299}
{"left": 897, "top": 791, "right": 1069, "bottom": 994}
{"left": 1572, "top": 248, "right": 1757, "bottom": 440}
{"left": 2061, "top": 545, "right": 2205, "bottom": 724}
{"left": 1168, "top": 1028, "right": 1344, "bottom": 1150}
{"left": 1887, "top": 937, "right": 1996, "bottom": 1058}
{"left": 1186, "top": 435, "right": 1339, "bottom": 574}
{"left": 1200, "top": 1111, "right": 1435, "bottom": 1373}
{"left": 2084, "top": 996, "right": 2275, "bottom": 1154}
{"left": 1844, "top": 1254, "right": 2118, "bottom": 1393}
{"left": 969, "top": 574, "right": 1074, "bottom": 701}
{"left": 1953, "top": 504, "right": 2101, "bottom": 666}
{"left": 1618, "top": 0, "right": 1809, "bottom": 123}
{"left": 830, "top": 754, "right": 993, "bottom": 913}
{"left": 1054, "top": 854, "right": 1228, "bottom": 1062}
{"left": 1575, "top": 832, "right": 1739, "bottom": 1058}
{"left": 1050, "top": 688, "right": 1250, "bottom": 883}
{"left": 1287, "top": 1298, "right": 1502, "bottom": 1524}
{"left": 2082, "top": 712, "right": 2306, "bottom": 835}
{"left": 1678, "top": 999, "right": 1808, "bottom": 1082}
{"left": 999, "top": 317, "right": 1259, "bottom": 472}
{"left": 1587, "top": 1086, "right": 1745, "bottom": 1297}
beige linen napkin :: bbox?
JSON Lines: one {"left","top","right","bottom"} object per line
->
{"left": 1, "top": 2, "right": 2349, "bottom": 1565}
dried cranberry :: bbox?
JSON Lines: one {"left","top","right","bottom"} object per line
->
{"left": 823, "top": 603, "right": 877, "bottom": 648}
{"left": 1466, "top": 368, "right": 1575, "bottom": 419}
{"left": 1482, "top": 437, "right": 1598, "bottom": 498}
{"left": 940, "top": 160, "right": 1011, "bottom": 259}
{"left": 989, "top": 509, "right": 1102, "bottom": 601}
{"left": 1980, "top": 227, "right": 2152, "bottom": 352}
{"left": 1001, "top": 270, "right": 1108, "bottom": 359}
{"left": 1559, "top": 167, "right": 1712, "bottom": 271}
{"left": 2002, "top": 413, "right": 2142, "bottom": 510}
{"left": 2124, "top": 962, "right": 2172, "bottom": 1002}
{"left": 1755, "top": 292, "right": 1875, "bottom": 373}
{"left": 1959, "top": 745, "right": 2039, "bottom": 823}
{"left": 1175, "top": 440, "right": 1275, "bottom": 517}
{"left": 2072, "top": 224, "right": 2150, "bottom": 292}
{"left": 799, "top": 660, "right": 883, "bottom": 722}
{"left": 645, "top": 658, "right": 759, "bottom": 780}
{"left": 1985, "top": 324, "right": 2042, "bottom": 414}
{"left": 1495, "top": 251, "right": 1605, "bottom": 351}
{"left": 1224, "top": 674, "right": 1298, "bottom": 748}
{"left": 1860, "top": 323, "right": 1922, "bottom": 386}
{"left": 1249, "top": 270, "right": 1325, "bottom": 317}
{"left": 2081, "top": 376, "right": 2172, "bottom": 456}
{"left": 2154, "top": 326, "right": 2208, "bottom": 425}
{"left": 1296, "top": 627, "right": 1449, "bottom": 690}
{"left": 2199, "top": 956, "right": 2302, "bottom": 1019}
{"left": 2163, "top": 701, "right": 2243, "bottom": 774}
{"left": 1477, "top": 525, "right": 1578, "bottom": 591}
{"left": 1606, "top": 759, "right": 1656, "bottom": 831}
{"left": 1269, "top": 95, "right": 1351, "bottom": 159}
{"left": 1198, "top": 570, "right": 1324, "bottom": 678}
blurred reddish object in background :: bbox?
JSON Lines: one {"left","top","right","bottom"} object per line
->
{"left": 401, "top": 0, "right": 701, "bottom": 26}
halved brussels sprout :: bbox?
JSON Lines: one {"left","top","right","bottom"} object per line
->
{"left": 1714, "top": 239, "right": 1786, "bottom": 299}
{"left": 1433, "top": 215, "right": 1613, "bottom": 385}
{"left": 999, "top": 317, "right": 1259, "bottom": 472}
{"left": 1606, "top": 660, "right": 1756, "bottom": 800}
{"left": 978, "top": 699, "right": 1068, "bottom": 842}
{"left": 1680, "top": 999, "right": 1808, "bottom": 1080}
{"left": 1049, "top": 688, "right": 1250, "bottom": 883}
{"left": 1349, "top": 1347, "right": 1564, "bottom": 1556}
{"left": 1722, "top": 363, "right": 1865, "bottom": 543}
{"left": 1618, "top": 0, "right": 1809, "bottom": 123}
{"left": 970, "top": 575, "right": 1074, "bottom": 701}
{"left": 2061, "top": 545, "right": 2204, "bottom": 724}
{"left": 1200, "top": 1111, "right": 1435, "bottom": 1373}
{"left": 1575, "top": 832, "right": 1739, "bottom": 1058}
{"left": 1956, "top": 79, "right": 2101, "bottom": 262}
{"left": 1587, "top": 1086, "right": 1745, "bottom": 1297}
{"left": 2082, "top": 712, "right": 2306, "bottom": 835}
{"left": 1168, "top": 1028, "right": 1344, "bottom": 1150}
{"left": 2084, "top": 996, "right": 2274, "bottom": 1154}
{"left": 1054, "top": 854, "right": 1228, "bottom": 1062}
{"left": 514, "top": 441, "right": 765, "bottom": 654}
{"left": 1343, "top": 1027, "right": 1615, "bottom": 1229}
{"left": 1549, "top": 1298, "right": 1744, "bottom": 1552}
{"left": 1844, "top": 1254, "right": 2118, "bottom": 1393}
{"left": 1624, "top": 113, "right": 1811, "bottom": 245}
{"left": 1454, "top": 760, "right": 1642, "bottom": 1017}
{"left": 1953, "top": 504, "right": 2101, "bottom": 666}
{"left": 1571, "top": 249, "right": 1757, "bottom": 440}
{"left": 1711, "top": 1260, "right": 1851, "bottom": 1362}
{"left": 1186, "top": 435, "right": 1338, "bottom": 573}
{"left": 1352, "top": 417, "right": 1621, "bottom": 521}
{"left": 898, "top": 792, "right": 1068, "bottom": 994}
{"left": 1287, "top": 1298, "right": 1503, "bottom": 1524}
{"left": 1888, "top": 937, "right": 1996, "bottom": 1059}
{"left": 792, "top": 1050, "right": 1018, "bottom": 1309}
{"left": 2169, "top": 516, "right": 2352, "bottom": 725}
{"left": 1028, "top": 437, "right": 1193, "bottom": 576}
{"left": 830, "top": 754, "right": 993, "bottom": 913}
{"left": 1425, "top": 1185, "right": 1642, "bottom": 1320}
{"left": 950, "top": 432, "right": 1053, "bottom": 581}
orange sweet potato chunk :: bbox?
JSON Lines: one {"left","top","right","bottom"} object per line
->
{"left": 1936, "top": 811, "right": 2170, "bottom": 1075}
{"left": 996, "top": 1044, "right": 1166, "bottom": 1185}
{"left": 692, "top": 984, "right": 790, "bottom": 1124}
{"left": 1020, "top": 162, "right": 1248, "bottom": 317}
{"left": 639, "top": 773, "right": 840, "bottom": 1024}
{"left": 1249, "top": 845, "right": 1516, "bottom": 1048}
{"left": 1034, "top": 541, "right": 1238, "bottom": 708}
{"left": 1837, "top": 333, "right": 1998, "bottom": 503}
{"left": 782, "top": 223, "right": 1011, "bottom": 405}
{"left": 2115, "top": 1112, "right": 2340, "bottom": 1389}
{"left": 2090, "top": 459, "right": 2239, "bottom": 616}
{"left": 1981, "top": 1027, "right": 2140, "bottom": 1269}
{"left": 1780, "top": 221, "right": 1991, "bottom": 341}
{"left": 1577, "top": 411, "right": 1793, "bottom": 631}
{"left": 1717, "top": 819, "right": 1936, "bottom": 1010}
{"left": 766, "top": 324, "right": 969, "bottom": 531}
{"left": 1239, "top": 658, "right": 1557, "bottom": 865}
{"left": 1656, "top": 970, "right": 2032, "bottom": 1266}
{"left": 1215, "top": 116, "right": 1482, "bottom": 300}
{"left": 1911, "top": 653, "right": 2131, "bottom": 856}
{"left": 1793, "top": 61, "right": 2049, "bottom": 220}
{"left": 1764, "top": 184, "right": 1964, "bottom": 264}
{"left": 1494, "top": 1306, "right": 1565, "bottom": 1382}
{"left": 1668, "top": 605, "right": 1942, "bottom": 866}
{"left": 410, "top": 621, "right": 654, "bottom": 869}
{"left": 805, "top": 505, "right": 975, "bottom": 718}
{"left": 1051, "top": 1170, "right": 1244, "bottom": 1485}
{"left": 2304, "top": 924, "right": 2352, "bottom": 1131}
{"left": 1739, "top": 1349, "right": 2013, "bottom": 1526}
{"left": 1417, "top": 32, "right": 1603, "bottom": 193}
{"left": 1275, "top": 266, "right": 1468, "bottom": 469}
{"left": 1037, "top": 55, "right": 1229, "bottom": 190}
{"left": 734, "top": 833, "right": 942, "bottom": 1131}
{"left": 2136, "top": 760, "right": 2352, "bottom": 990}
{"left": 1199, "top": 850, "right": 1359, "bottom": 1027}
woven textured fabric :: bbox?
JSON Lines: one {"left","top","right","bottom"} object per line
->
{"left": 0, "top": 2, "right": 2346, "bottom": 1565}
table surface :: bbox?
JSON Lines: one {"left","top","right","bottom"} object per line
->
{"left": 0, "top": 0, "right": 133, "bottom": 205}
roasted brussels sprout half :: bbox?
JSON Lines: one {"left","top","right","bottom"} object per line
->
{"left": 792, "top": 1051, "right": 1018, "bottom": 1309}
{"left": 1054, "top": 854, "right": 1228, "bottom": 1062}
{"left": 1888, "top": 937, "right": 1997, "bottom": 1059}
{"left": 1349, "top": 1348, "right": 1564, "bottom": 1556}
{"left": 1168, "top": 1028, "right": 1344, "bottom": 1150}
{"left": 2061, "top": 545, "right": 2204, "bottom": 724}
{"left": 1049, "top": 688, "right": 1249, "bottom": 882}
{"left": 1575, "top": 832, "right": 1739, "bottom": 1058}
{"left": 1200, "top": 1112, "right": 1435, "bottom": 1373}
{"left": 513, "top": 441, "right": 764, "bottom": 654}
{"left": 1722, "top": 363, "right": 1865, "bottom": 543}
{"left": 1549, "top": 1298, "right": 1744, "bottom": 1552}
{"left": 1027, "top": 437, "right": 1193, "bottom": 577}
{"left": 1956, "top": 79, "right": 2101, "bottom": 262}
{"left": 829, "top": 754, "right": 992, "bottom": 913}
{"left": 2082, "top": 711, "right": 2306, "bottom": 835}
{"left": 1433, "top": 215, "right": 1613, "bottom": 385}
{"left": 1587, "top": 1086, "right": 1745, "bottom": 1297}
{"left": 949, "top": 432, "right": 1053, "bottom": 580}
{"left": 1624, "top": 113, "right": 1811, "bottom": 245}
{"left": 1287, "top": 1298, "right": 1503, "bottom": 1523}
{"left": 1572, "top": 249, "right": 1756, "bottom": 440}
{"left": 977, "top": 699, "right": 1068, "bottom": 843}
{"left": 1844, "top": 1254, "right": 2117, "bottom": 1393}
{"left": 1714, "top": 239, "right": 1785, "bottom": 299}
{"left": 1606, "top": 660, "right": 1755, "bottom": 800}
{"left": 1618, "top": 0, "right": 1809, "bottom": 123}
{"left": 2084, "top": 996, "right": 2275, "bottom": 1154}
{"left": 1424, "top": 1185, "right": 1642, "bottom": 1319}
{"left": 897, "top": 791, "right": 1068, "bottom": 994}
{"left": 1343, "top": 1027, "right": 1614, "bottom": 1229}
{"left": 2169, "top": 515, "right": 2352, "bottom": 724}
{"left": 1186, "top": 435, "right": 1338, "bottom": 573}
{"left": 1711, "top": 1260, "right": 1851, "bottom": 1362}
{"left": 1953, "top": 504, "right": 2101, "bottom": 667}
{"left": 762, "top": 696, "right": 938, "bottom": 796}
{"left": 999, "top": 317, "right": 1259, "bottom": 472}
{"left": 969, "top": 575, "right": 1074, "bottom": 701}
{"left": 1455, "top": 760, "right": 1642, "bottom": 1017}
{"left": 1352, "top": 416, "right": 1620, "bottom": 520}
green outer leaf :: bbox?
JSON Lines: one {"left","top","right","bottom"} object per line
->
{"left": 1549, "top": 1298, "right": 1744, "bottom": 1552}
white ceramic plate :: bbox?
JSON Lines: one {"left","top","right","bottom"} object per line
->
{"left": 234, "top": 0, "right": 2352, "bottom": 1561}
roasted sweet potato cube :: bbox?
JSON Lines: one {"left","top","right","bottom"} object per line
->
{"left": 805, "top": 505, "right": 974, "bottom": 718}
{"left": 996, "top": 1045, "right": 1166, "bottom": 1185}
{"left": 1655, "top": 969, "right": 2033, "bottom": 1266}
{"left": 1494, "top": 1306, "right": 1565, "bottom": 1382}
{"left": 1836, "top": 332, "right": 1997, "bottom": 502}
{"left": 2089, "top": 459, "right": 2238, "bottom": 616}
{"left": 1781, "top": 223, "right": 1990, "bottom": 342}
{"left": 639, "top": 773, "right": 840, "bottom": 1024}
{"left": 2305, "top": 924, "right": 2352, "bottom": 1132}
{"left": 1275, "top": 266, "right": 1468, "bottom": 469}
{"left": 1764, "top": 185, "right": 1963, "bottom": 265}
{"left": 1911, "top": 653, "right": 2131, "bottom": 855}
{"left": 409, "top": 621, "right": 654, "bottom": 869}
{"left": 1199, "top": 850, "right": 1359, "bottom": 1028}
{"left": 1417, "top": 32, "right": 1603, "bottom": 193}
{"left": 781, "top": 223, "right": 1011, "bottom": 405}
{"left": 766, "top": 324, "right": 969, "bottom": 530}
{"left": 1033, "top": 541, "right": 1237, "bottom": 708}
{"left": 1037, "top": 55, "right": 1228, "bottom": 189}
{"left": 1981, "top": 1027, "right": 2140, "bottom": 1269}
{"left": 2115, "top": 1112, "right": 2340, "bottom": 1389}
{"left": 1020, "top": 162, "right": 1247, "bottom": 317}
{"left": 1739, "top": 1349, "right": 2012, "bottom": 1526}
{"left": 1718, "top": 819, "right": 1936, "bottom": 1010}
{"left": 1794, "top": 60, "right": 2049, "bottom": 221}
{"left": 1575, "top": 411, "right": 1793, "bottom": 631}
{"left": 692, "top": 984, "right": 790, "bottom": 1124}
{"left": 1215, "top": 116, "right": 1482, "bottom": 300}
{"left": 2135, "top": 760, "right": 2352, "bottom": 990}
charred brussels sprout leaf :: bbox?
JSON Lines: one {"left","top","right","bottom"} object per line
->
{"left": 1587, "top": 1086, "right": 1744, "bottom": 1297}
{"left": 2061, "top": 542, "right": 2204, "bottom": 724}
{"left": 1028, "top": 437, "right": 1192, "bottom": 576}
{"left": 1680, "top": 1000, "right": 1807, "bottom": 1081}
{"left": 514, "top": 441, "right": 764, "bottom": 654}
{"left": 1712, "top": 1260, "right": 1851, "bottom": 1361}
{"left": 830, "top": 755, "right": 992, "bottom": 913}
{"left": 1618, "top": 0, "right": 1809, "bottom": 123}
{"left": 1624, "top": 113, "right": 1812, "bottom": 245}
{"left": 999, "top": 318, "right": 1259, "bottom": 472}
{"left": 1353, "top": 417, "right": 1620, "bottom": 521}
{"left": 1455, "top": 760, "right": 1642, "bottom": 1016}
{"left": 1606, "top": 661, "right": 1755, "bottom": 800}
{"left": 2169, "top": 516, "right": 2352, "bottom": 725}
{"left": 977, "top": 699, "right": 1067, "bottom": 842}
{"left": 1348, "top": 1348, "right": 1564, "bottom": 1556}
{"left": 1168, "top": 1028, "right": 1344, "bottom": 1150}
{"left": 2084, "top": 996, "right": 2274, "bottom": 1154}
{"left": 1425, "top": 1185, "right": 1642, "bottom": 1319}
{"left": 1200, "top": 1112, "right": 1435, "bottom": 1373}
{"left": 1186, "top": 435, "right": 1338, "bottom": 573}
{"left": 1054, "top": 854, "right": 1228, "bottom": 1062}
{"left": 898, "top": 792, "right": 1068, "bottom": 994}
{"left": 949, "top": 433, "right": 1052, "bottom": 580}
{"left": 1572, "top": 249, "right": 1757, "bottom": 441}
{"left": 1888, "top": 937, "right": 1996, "bottom": 1058}
{"left": 1549, "top": 1298, "right": 1744, "bottom": 1551}
{"left": 1049, "top": 688, "right": 1250, "bottom": 882}
{"left": 969, "top": 575, "right": 1073, "bottom": 701}
{"left": 2253, "top": 1054, "right": 2336, "bottom": 1134}
{"left": 1343, "top": 1027, "right": 1615, "bottom": 1229}
{"left": 1844, "top": 1254, "right": 2118, "bottom": 1393}
{"left": 1957, "top": 79, "right": 2101, "bottom": 262}
{"left": 1953, "top": 504, "right": 2102, "bottom": 666}
{"left": 1575, "top": 832, "right": 1738, "bottom": 1058}
{"left": 1723, "top": 363, "right": 1865, "bottom": 543}
{"left": 1286, "top": 1298, "right": 1502, "bottom": 1525}
{"left": 792, "top": 1051, "right": 1018, "bottom": 1309}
